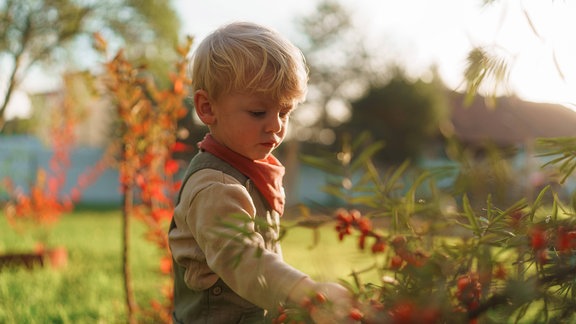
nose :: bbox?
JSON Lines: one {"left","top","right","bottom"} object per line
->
{"left": 266, "top": 113, "right": 283, "bottom": 133}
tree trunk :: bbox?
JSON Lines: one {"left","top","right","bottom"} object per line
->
{"left": 122, "top": 182, "right": 137, "bottom": 324}
{"left": 0, "top": 15, "right": 31, "bottom": 134}
{"left": 0, "top": 55, "right": 22, "bottom": 133}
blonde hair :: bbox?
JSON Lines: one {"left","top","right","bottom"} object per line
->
{"left": 190, "top": 21, "right": 308, "bottom": 104}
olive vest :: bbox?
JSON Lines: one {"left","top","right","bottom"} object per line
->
{"left": 169, "top": 151, "right": 280, "bottom": 323}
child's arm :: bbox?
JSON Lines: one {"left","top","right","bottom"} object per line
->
{"left": 176, "top": 170, "right": 311, "bottom": 308}
{"left": 176, "top": 170, "right": 357, "bottom": 321}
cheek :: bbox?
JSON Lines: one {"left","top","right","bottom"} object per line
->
{"left": 282, "top": 119, "right": 290, "bottom": 131}
{"left": 278, "top": 121, "right": 289, "bottom": 138}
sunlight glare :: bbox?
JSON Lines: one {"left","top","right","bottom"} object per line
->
{"left": 475, "top": 1, "right": 576, "bottom": 108}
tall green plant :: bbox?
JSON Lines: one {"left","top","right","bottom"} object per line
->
{"left": 285, "top": 134, "right": 576, "bottom": 323}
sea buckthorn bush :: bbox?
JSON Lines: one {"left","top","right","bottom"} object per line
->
{"left": 282, "top": 134, "right": 576, "bottom": 323}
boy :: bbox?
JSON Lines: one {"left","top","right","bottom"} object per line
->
{"left": 168, "top": 22, "right": 354, "bottom": 323}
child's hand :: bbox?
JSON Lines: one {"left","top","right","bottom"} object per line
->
{"left": 288, "top": 278, "right": 362, "bottom": 323}
{"left": 309, "top": 282, "right": 360, "bottom": 324}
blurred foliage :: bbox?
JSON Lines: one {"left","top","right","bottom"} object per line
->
{"left": 463, "top": 0, "right": 571, "bottom": 108}
{"left": 463, "top": 47, "right": 510, "bottom": 107}
{"left": 343, "top": 71, "right": 449, "bottom": 165}
{"left": 3, "top": 76, "right": 82, "bottom": 246}
{"left": 0, "top": 0, "right": 181, "bottom": 132}
{"left": 295, "top": 0, "right": 379, "bottom": 145}
{"left": 538, "top": 137, "right": 576, "bottom": 184}
{"left": 292, "top": 133, "right": 576, "bottom": 323}
{"left": 298, "top": 0, "right": 352, "bottom": 49}
{"left": 445, "top": 140, "right": 524, "bottom": 211}
{"left": 295, "top": 0, "right": 452, "bottom": 167}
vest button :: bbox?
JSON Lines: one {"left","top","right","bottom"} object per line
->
{"left": 212, "top": 285, "right": 222, "bottom": 296}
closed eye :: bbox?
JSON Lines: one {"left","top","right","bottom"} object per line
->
{"left": 249, "top": 111, "right": 266, "bottom": 118}
{"left": 280, "top": 103, "right": 295, "bottom": 119}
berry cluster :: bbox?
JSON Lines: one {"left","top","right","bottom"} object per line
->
{"left": 455, "top": 273, "right": 482, "bottom": 323}
{"left": 335, "top": 208, "right": 386, "bottom": 254}
{"left": 389, "top": 235, "right": 429, "bottom": 269}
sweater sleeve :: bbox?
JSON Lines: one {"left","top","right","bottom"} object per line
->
{"left": 180, "top": 169, "right": 310, "bottom": 310}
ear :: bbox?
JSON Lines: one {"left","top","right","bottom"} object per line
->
{"left": 194, "top": 90, "right": 216, "bottom": 125}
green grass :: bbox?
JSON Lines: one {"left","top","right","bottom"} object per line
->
{"left": 281, "top": 224, "right": 383, "bottom": 285}
{"left": 0, "top": 210, "right": 165, "bottom": 324}
{"left": 0, "top": 209, "right": 376, "bottom": 323}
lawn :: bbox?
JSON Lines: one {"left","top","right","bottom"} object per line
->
{"left": 0, "top": 208, "right": 377, "bottom": 323}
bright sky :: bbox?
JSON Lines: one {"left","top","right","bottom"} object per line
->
{"left": 5, "top": 0, "right": 576, "bottom": 119}
{"left": 174, "top": 0, "right": 576, "bottom": 109}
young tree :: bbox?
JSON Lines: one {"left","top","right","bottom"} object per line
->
{"left": 95, "top": 32, "right": 191, "bottom": 323}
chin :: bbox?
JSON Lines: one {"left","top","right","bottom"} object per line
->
{"left": 252, "top": 153, "right": 272, "bottom": 161}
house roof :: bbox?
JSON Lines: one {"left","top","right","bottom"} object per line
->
{"left": 448, "top": 93, "right": 576, "bottom": 146}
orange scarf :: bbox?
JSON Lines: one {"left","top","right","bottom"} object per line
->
{"left": 198, "top": 134, "right": 285, "bottom": 214}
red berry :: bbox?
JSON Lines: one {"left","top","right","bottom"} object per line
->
{"left": 357, "top": 217, "right": 372, "bottom": 234}
{"left": 371, "top": 240, "right": 386, "bottom": 254}
{"left": 336, "top": 209, "right": 352, "bottom": 223}
{"left": 391, "top": 255, "right": 403, "bottom": 269}
{"left": 530, "top": 226, "right": 546, "bottom": 250}
{"left": 457, "top": 276, "right": 471, "bottom": 291}
{"left": 391, "top": 235, "right": 407, "bottom": 247}
{"left": 494, "top": 263, "right": 507, "bottom": 279}
{"left": 349, "top": 308, "right": 364, "bottom": 320}
{"left": 275, "top": 312, "right": 287, "bottom": 323}
{"left": 315, "top": 292, "right": 327, "bottom": 304}
{"left": 349, "top": 209, "right": 361, "bottom": 221}
{"left": 390, "top": 301, "right": 415, "bottom": 323}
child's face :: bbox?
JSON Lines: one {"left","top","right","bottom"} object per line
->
{"left": 208, "top": 92, "right": 294, "bottom": 160}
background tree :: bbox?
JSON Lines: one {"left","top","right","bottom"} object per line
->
{"left": 343, "top": 70, "right": 449, "bottom": 165}
{"left": 0, "top": 0, "right": 181, "bottom": 132}
{"left": 293, "top": 0, "right": 383, "bottom": 146}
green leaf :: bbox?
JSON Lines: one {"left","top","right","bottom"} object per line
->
{"left": 530, "top": 185, "right": 550, "bottom": 222}
{"left": 300, "top": 154, "right": 341, "bottom": 174}
{"left": 462, "top": 195, "right": 480, "bottom": 234}
{"left": 385, "top": 160, "right": 410, "bottom": 190}
{"left": 350, "top": 141, "right": 384, "bottom": 172}
{"left": 351, "top": 131, "right": 371, "bottom": 150}
{"left": 560, "top": 158, "right": 576, "bottom": 184}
